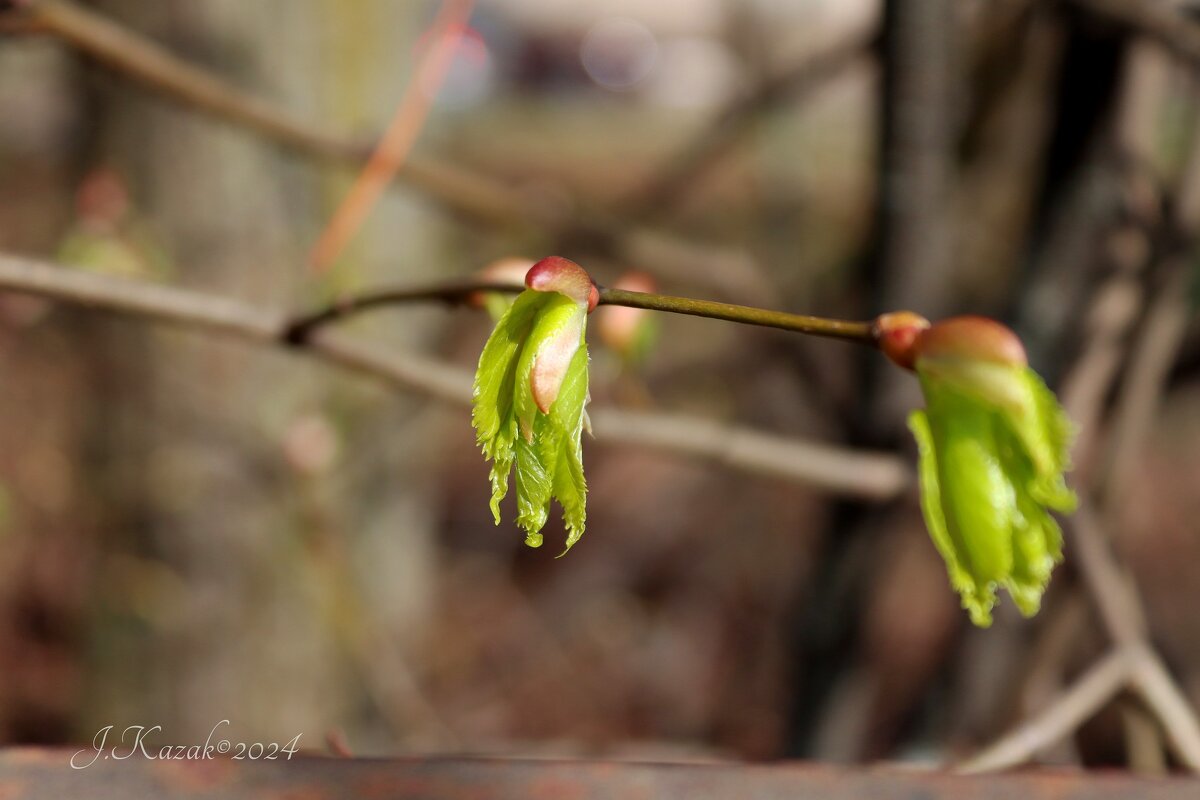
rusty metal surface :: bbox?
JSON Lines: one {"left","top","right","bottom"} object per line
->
{"left": 0, "top": 749, "right": 1196, "bottom": 799}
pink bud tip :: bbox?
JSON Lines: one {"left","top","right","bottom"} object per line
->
{"left": 873, "top": 311, "right": 931, "bottom": 370}
{"left": 915, "top": 315, "right": 1028, "bottom": 368}
{"left": 525, "top": 256, "right": 599, "bottom": 312}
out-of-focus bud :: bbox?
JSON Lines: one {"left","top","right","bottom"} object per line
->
{"left": 57, "top": 167, "right": 171, "bottom": 280}
{"left": 597, "top": 271, "right": 658, "bottom": 364}
{"left": 895, "top": 314, "right": 1077, "bottom": 627}
{"left": 76, "top": 167, "right": 130, "bottom": 234}
{"left": 468, "top": 257, "right": 533, "bottom": 320}
{"left": 282, "top": 413, "right": 340, "bottom": 476}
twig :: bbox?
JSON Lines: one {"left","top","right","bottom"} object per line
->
{"left": 1057, "top": 231, "right": 1148, "bottom": 464}
{"left": 954, "top": 642, "right": 1200, "bottom": 773}
{"left": 1127, "top": 645, "right": 1200, "bottom": 771}
{"left": 308, "top": 0, "right": 475, "bottom": 273}
{"left": 284, "top": 279, "right": 522, "bottom": 344}
{"left": 1069, "top": 500, "right": 1148, "bottom": 647}
{"left": 590, "top": 408, "right": 912, "bottom": 501}
{"left": 597, "top": 288, "right": 876, "bottom": 344}
{"left": 1097, "top": 257, "right": 1192, "bottom": 505}
{"left": 0, "top": 251, "right": 910, "bottom": 499}
{"left": 285, "top": 281, "right": 878, "bottom": 346}
{"left": 955, "top": 648, "right": 1133, "bottom": 774}
{"left": 1121, "top": 699, "right": 1169, "bottom": 775}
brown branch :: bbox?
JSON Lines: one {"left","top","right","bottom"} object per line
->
{"left": 1097, "top": 255, "right": 1192, "bottom": 507}
{"left": 0, "top": 251, "right": 910, "bottom": 499}
{"left": 285, "top": 281, "right": 877, "bottom": 346}
{"left": 957, "top": 641, "right": 1200, "bottom": 774}
{"left": 1127, "top": 645, "right": 1200, "bottom": 771}
{"left": 1068, "top": 501, "right": 1148, "bottom": 648}
{"left": 590, "top": 408, "right": 912, "bottom": 500}
{"left": 283, "top": 279, "right": 523, "bottom": 345}
{"left": 955, "top": 648, "right": 1133, "bottom": 774}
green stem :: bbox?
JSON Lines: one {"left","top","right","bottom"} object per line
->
{"left": 285, "top": 280, "right": 877, "bottom": 347}
{"left": 598, "top": 288, "right": 875, "bottom": 344}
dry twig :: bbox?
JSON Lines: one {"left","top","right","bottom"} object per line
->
{"left": 956, "top": 649, "right": 1133, "bottom": 774}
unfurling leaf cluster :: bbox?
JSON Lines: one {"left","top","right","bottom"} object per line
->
{"left": 472, "top": 258, "right": 593, "bottom": 553}
{"left": 877, "top": 314, "right": 1077, "bottom": 627}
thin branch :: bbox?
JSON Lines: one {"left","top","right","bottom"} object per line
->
{"left": 284, "top": 279, "right": 523, "bottom": 345}
{"left": 309, "top": 0, "right": 475, "bottom": 273}
{"left": 1097, "top": 255, "right": 1192, "bottom": 507}
{"left": 590, "top": 408, "right": 912, "bottom": 500}
{"left": 285, "top": 281, "right": 878, "bottom": 346}
{"left": 957, "top": 643, "right": 1200, "bottom": 774}
{"left": 955, "top": 648, "right": 1133, "bottom": 774}
{"left": 598, "top": 288, "right": 877, "bottom": 344}
{"left": 1068, "top": 500, "right": 1148, "bottom": 648}
{"left": 1121, "top": 699, "right": 1169, "bottom": 775}
{"left": 0, "top": 251, "right": 909, "bottom": 499}
{"left": 1127, "top": 645, "right": 1200, "bottom": 771}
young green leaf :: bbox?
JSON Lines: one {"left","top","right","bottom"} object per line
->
{"left": 472, "top": 257, "right": 595, "bottom": 552}
{"left": 879, "top": 314, "right": 1077, "bottom": 627}
{"left": 471, "top": 290, "right": 544, "bottom": 522}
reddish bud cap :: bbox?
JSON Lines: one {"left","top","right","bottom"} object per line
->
{"left": 873, "top": 311, "right": 931, "bottom": 370}
{"left": 525, "top": 256, "right": 599, "bottom": 312}
{"left": 915, "top": 316, "right": 1027, "bottom": 368}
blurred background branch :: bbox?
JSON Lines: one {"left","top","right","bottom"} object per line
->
{"left": 9, "top": 0, "right": 771, "bottom": 302}
{"left": 0, "top": 251, "right": 910, "bottom": 499}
